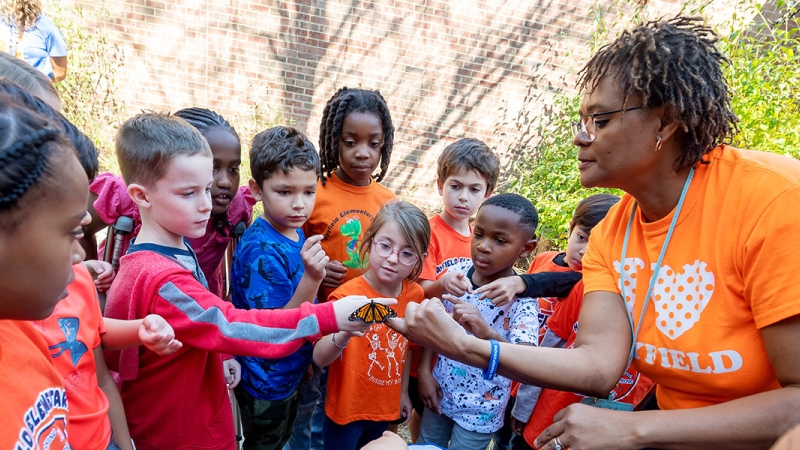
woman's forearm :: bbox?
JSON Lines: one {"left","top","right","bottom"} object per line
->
{"left": 631, "top": 386, "right": 800, "bottom": 449}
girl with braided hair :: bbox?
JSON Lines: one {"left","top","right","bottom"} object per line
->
{"left": 304, "top": 87, "right": 397, "bottom": 299}
{"left": 286, "top": 87, "right": 396, "bottom": 450}
{"left": 83, "top": 107, "right": 254, "bottom": 298}
{"left": 391, "top": 16, "right": 800, "bottom": 449}
{"left": 0, "top": 95, "right": 86, "bottom": 447}
{"left": 0, "top": 81, "right": 182, "bottom": 450}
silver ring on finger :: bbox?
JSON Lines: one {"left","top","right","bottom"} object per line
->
{"left": 553, "top": 437, "right": 565, "bottom": 450}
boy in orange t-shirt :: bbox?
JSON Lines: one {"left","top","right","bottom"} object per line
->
{"left": 418, "top": 138, "right": 499, "bottom": 299}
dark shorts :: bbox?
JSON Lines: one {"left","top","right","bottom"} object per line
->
{"left": 234, "top": 385, "right": 301, "bottom": 450}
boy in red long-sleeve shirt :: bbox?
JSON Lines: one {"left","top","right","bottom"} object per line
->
{"left": 104, "top": 113, "right": 384, "bottom": 450}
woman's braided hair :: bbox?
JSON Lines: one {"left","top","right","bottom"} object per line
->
{"left": 1, "top": 0, "right": 42, "bottom": 32}
{"left": 578, "top": 16, "right": 738, "bottom": 170}
{"left": 0, "top": 95, "right": 68, "bottom": 230}
{"left": 174, "top": 107, "right": 239, "bottom": 143}
{"left": 318, "top": 87, "right": 394, "bottom": 185}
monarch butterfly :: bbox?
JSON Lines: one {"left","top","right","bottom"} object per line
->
{"left": 349, "top": 300, "right": 397, "bottom": 324}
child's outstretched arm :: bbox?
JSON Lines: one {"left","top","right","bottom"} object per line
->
{"left": 284, "top": 235, "right": 329, "bottom": 309}
{"left": 101, "top": 315, "right": 183, "bottom": 354}
{"left": 122, "top": 268, "right": 395, "bottom": 360}
{"left": 421, "top": 271, "right": 472, "bottom": 299}
{"left": 95, "top": 346, "right": 134, "bottom": 450}
{"left": 475, "top": 271, "right": 584, "bottom": 306}
{"left": 312, "top": 329, "right": 365, "bottom": 367}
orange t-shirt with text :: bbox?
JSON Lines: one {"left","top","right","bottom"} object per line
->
{"left": 303, "top": 173, "right": 396, "bottom": 300}
{"left": 325, "top": 276, "right": 424, "bottom": 424}
{"left": 582, "top": 146, "right": 800, "bottom": 410}
{"left": 419, "top": 214, "right": 472, "bottom": 282}
{"left": 0, "top": 320, "right": 71, "bottom": 449}
{"left": 34, "top": 264, "right": 111, "bottom": 450}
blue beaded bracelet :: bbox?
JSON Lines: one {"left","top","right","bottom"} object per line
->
{"left": 483, "top": 339, "right": 500, "bottom": 380}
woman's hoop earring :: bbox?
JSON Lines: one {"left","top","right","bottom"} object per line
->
{"left": 655, "top": 136, "right": 663, "bottom": 152}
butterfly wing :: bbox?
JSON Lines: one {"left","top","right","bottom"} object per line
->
{"left": 348, "top": 300, "right": 397, "bottom": 323}
{"left": 349, "top": 302, "right": 370, "bottom": 322}
{"left": 371, "top": 301, "right": 397, "bottom": 322}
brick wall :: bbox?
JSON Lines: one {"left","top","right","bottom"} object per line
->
{"left": 74, "top": 0, "right": 683, "bottom": 209}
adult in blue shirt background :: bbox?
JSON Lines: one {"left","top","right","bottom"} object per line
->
{"left": 1, "top": 0, "right": 68, "bottom": 82}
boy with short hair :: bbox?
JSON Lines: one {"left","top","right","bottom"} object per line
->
{"left": 417, "top": 193, "right": 541, "bottom": 449}
{"left": 230, "top": 126, "right": 328, "bottom": 449}
{"left": 419, "top": 138, "right": 499, "bottom": 299}
{"left": 410, "top": 138, "right": 499, "bottom": 439}
{"left": 104, "top": 113, "right": 375, "bottom": 450}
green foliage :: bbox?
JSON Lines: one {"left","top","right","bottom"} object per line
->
{"left": 47, "top": 1, "right": 126, "bottom": 172}
{"left": 722, "top": 6, "right": 800, "bottom": 158}
{"left": 501, "top": 89, "right": 618, "bottom": 250}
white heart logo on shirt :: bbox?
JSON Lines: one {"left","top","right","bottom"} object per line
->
{"left": 614, "top": 257, "right": 646, "bottom": 323}
{"left": 651, "top": 260, "right": 714, "bottom": 340}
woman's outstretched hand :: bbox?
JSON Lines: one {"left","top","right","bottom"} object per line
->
{"left": 385, "top": 297, "right": 468, "bottom": 358}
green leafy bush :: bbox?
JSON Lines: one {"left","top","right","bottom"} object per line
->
{"left": 722, "top": 6, "right": 800, "bottom": 158}
{"left": 47, "top": 1, "right": 126, "bottom": 172}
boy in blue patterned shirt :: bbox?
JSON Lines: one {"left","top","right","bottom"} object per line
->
{"left": 231, "top": 126, "right": 329, "bottom": 449}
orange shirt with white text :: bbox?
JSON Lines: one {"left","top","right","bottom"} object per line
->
{"left": 34, "top": 264, "right": 111, "bottom": 450}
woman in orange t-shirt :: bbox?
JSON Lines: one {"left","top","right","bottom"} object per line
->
{"left": 314, "top": 201, "right": 428, "bottom": 450}
{"left": 391, "top": 17, "right": 800, "bottom": 450}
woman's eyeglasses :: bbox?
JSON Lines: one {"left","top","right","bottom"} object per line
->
{"left": 570, "top": 106, "right": 643, "bottom": 142}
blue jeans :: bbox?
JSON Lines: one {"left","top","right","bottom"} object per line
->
{"left": 284, "top": 366, "right": 326, "bottom": 450}
{"left": 418, "top": 407, "right": 494, "bottom": 449}
{"left": 322, "top": 417, "right": 389, "bottom": 450}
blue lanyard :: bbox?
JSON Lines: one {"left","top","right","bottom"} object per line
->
{"left": 620, "top": 167, "right": 695, "bottom": 367}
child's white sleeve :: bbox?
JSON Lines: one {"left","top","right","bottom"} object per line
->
{"left": 507, "top": 297, "right": 540, "bottom": 344}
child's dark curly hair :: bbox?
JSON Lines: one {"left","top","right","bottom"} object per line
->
{"left": 578, "top": 16, "right": 738, "bottom": 170}
{"left": 0, "top": 95, "right": 71, "bottom": 231}
{"left": 318, "top": 87, "right": 394, "bottom": 185}
{"left": 174, "top": 107, "right": 240, "bottom": 143}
